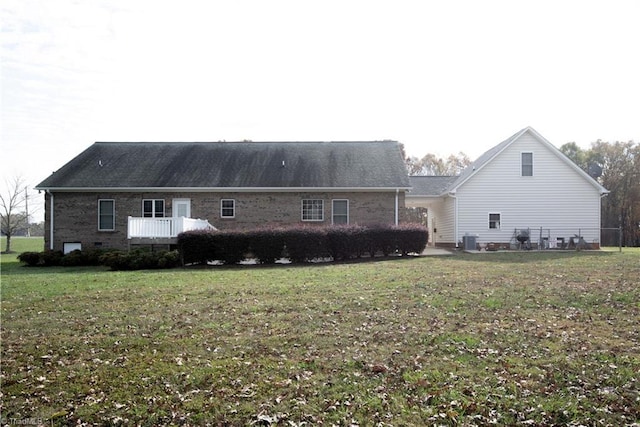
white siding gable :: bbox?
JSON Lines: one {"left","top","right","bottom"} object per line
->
{"left": 454, "top": 131, "right": 604, "bottom": 246}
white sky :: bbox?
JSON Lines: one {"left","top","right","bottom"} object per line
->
{"left": 2, "top": 0, "right": 639, "bottom": 200}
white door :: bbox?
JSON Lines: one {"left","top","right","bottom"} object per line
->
{"left": 173, "top": 199, "right": 191, "bottom": 218}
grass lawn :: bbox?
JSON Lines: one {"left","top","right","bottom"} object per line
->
{"left": 1, "top": 238, "right": 639, "bottom": 425}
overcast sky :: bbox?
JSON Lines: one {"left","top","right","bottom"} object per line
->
{"left": 2, "top": 0, "right": 639, "bottom": 197}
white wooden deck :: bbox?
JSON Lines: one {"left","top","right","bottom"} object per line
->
{"left": 127, "top": 216, "right": 215, "bottom": 240}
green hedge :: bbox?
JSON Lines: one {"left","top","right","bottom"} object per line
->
{"left": 178, "top": 224, "right": 428, "bottom": 265}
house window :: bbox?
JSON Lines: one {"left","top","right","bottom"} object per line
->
{"left": 221, "top": 199, "right": 235, "bottom": 218}
{"left": 489, "top": 213, "right": 501, "bottom": 229}
{"left": 332, "top": 199, "right": 349, "bottom": 224}
{"left": 302, "top": 199, "right": 324, "bottom": 221}
{"left": 98, "top": 199, "right": 115, "bottom": 231}
{"left": 143, "top": 199, "right": 165, "bottom": 218}
{"left": 521, "top": 152, "right": 533, "bottom": 176}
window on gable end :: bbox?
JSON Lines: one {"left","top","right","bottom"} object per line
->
{"left": 521, "top": 152, "right": 533, "bottom": 176}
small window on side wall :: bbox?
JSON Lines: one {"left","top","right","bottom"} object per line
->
{"left": 489, "top": 213, "right": 501, "bottom": 230}
{"left": 521, "top": 152, "right": 533, "bottom": 176}
{"left": 63, "top": 242, "right": 82, "bottom": 254}
{"left": 332, "top": 199, "right": 349, "bottom": 224}
{"left": 302, "top": 199, "right": 324, "bottom": 221}
{"left": 98, "top": 199, "right": 115, "bottom": 231}
{"left": 221, "top": 199, "right": 235, "bottom": 218}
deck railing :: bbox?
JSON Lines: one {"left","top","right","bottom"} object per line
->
{"left": 127, "top": 216, "right": 215, "bottom": 239}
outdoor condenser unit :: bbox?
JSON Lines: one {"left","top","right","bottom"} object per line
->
{"left": 463, "top": 234, "right": 477, "bottom": 251}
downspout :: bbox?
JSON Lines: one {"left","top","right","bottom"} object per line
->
{"left": 394, "top": 189, "right": 399, "bottom": 226}
{"left": 46, "top": 190, "right": 54, "bottom": 250}
{"left": 450, "top": 192, "right": 458, "bottom": 248}
{"left": 600, "top": 192, "right": 608, "bottom": 250}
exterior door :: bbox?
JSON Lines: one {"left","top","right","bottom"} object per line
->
{"left": 431, "top": 217, "right": 436, "bottom": 246}
{"left": 173, "top": 199, "right": 191, "bottom": 218}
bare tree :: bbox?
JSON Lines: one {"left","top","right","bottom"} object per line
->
{"left": 408, "top": 152, "right": 471, "bottom": 176}
{"left": 444, "top": 152, "right": 472, "bottom": 175}
{"left": 1, "top": 175, "right": 29, "bottom": 253}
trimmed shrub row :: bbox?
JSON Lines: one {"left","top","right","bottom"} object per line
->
{"left": 17, "top": 224, "right": 427, "bottom": 269}
{"left": 99, "top": 249, "right": 181, "bottom": 271}
{"left": 178, "top": 223, "right": 429, "bottom": 265}
{"left": 18, "top": 249, "right": 180, "bottom": 271}
{"left": 18, "top": 249, "right": 103, "bottom": 267}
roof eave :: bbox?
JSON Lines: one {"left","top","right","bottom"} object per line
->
{"left": 406, "top": 194, "right": 444, "bottom": 199}
{"left": 35, "top": 186, "right": 412, "bottom": 193}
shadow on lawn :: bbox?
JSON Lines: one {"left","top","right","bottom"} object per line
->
{"left": 3, "top": 250, "right": 623, "bottom": 274}
{"left": 2, "top": 253, "right": 422, "bottom": 275}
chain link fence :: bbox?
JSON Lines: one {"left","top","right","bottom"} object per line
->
{"left": 509, "top": 227, "right": 622, "bottom": 251}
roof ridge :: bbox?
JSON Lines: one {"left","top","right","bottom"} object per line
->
{"left": 92, "top": 140, "right": 399, "bottom": 144}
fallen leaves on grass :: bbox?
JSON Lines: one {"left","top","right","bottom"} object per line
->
{"left": 2, "top": 251, "right": 639, "bottom": 425}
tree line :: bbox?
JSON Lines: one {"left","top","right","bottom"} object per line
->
{"left": 559, "top": 141, "right": 639, "bottom": 247}
{"left": 401, "top": 146, "right": 471, "bottom": 176}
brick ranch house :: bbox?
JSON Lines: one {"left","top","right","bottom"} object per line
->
{"left": 36, "top": 141, "right": 411, "bottom": 252}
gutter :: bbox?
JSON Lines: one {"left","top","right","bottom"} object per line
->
{"left": 35, "top": 186, "right": 413, "bottom": 193}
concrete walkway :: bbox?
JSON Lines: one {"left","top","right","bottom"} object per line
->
{"left": 421, "top": 247, "right": 455, "bottom": 256}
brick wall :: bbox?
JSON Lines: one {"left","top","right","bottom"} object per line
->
{"left": 45, "top": 191, "right": 406, "bottom": 251}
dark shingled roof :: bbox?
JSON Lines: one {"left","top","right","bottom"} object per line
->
{"left": 37, "top": 141, "right": 411, "bottom": 189}
{"left": 408, "top": 176, "right": 458, "bottom": 196}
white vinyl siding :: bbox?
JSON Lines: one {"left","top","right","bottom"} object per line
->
{"left": 430, "top": 197, "right": 454, "bottom": 245}
{"left": 455, "top": 132, "right": 603, "bottom": 245}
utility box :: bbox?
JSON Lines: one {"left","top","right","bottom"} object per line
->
{"left": 463, "top": 234, "right": 477, "bottom": 251}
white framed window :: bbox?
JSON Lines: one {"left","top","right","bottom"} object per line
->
{"left": 143, "top": 199, "right": 165, "bottom": 218}
{"left": 221, "top": 199, "right": 235, "bottom": 218}
{"left": 98, "top": 199, "right": 115, "bottom": 231}
{"left": 302, "top": 199, "right": 324, "bottom": 221}
{"left": 332, "top": 199, "right": 349, "bottom": 224}
{"left": 489, "top": 213, "right": 501, "bottom": 230}
{"left": 63, "top": 242, "right": 82, "bottom": 254}
{"left": 521, "top": 152, "right": 533, "bottom": 176}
